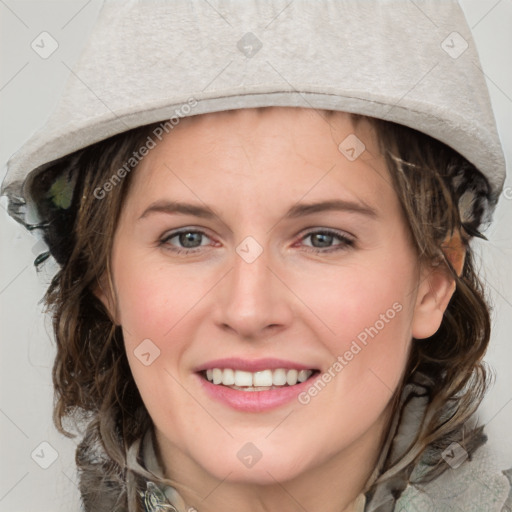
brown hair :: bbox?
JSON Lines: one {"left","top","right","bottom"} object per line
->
{"left": 362, "top": 115, "right": 491, "bottom": 480}
{"left": 28, "top": 111, "right": 492, "bottom": 509}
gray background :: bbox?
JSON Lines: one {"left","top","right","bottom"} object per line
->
{"left": 0, "top": 1, "right": 511, "bottom": 510}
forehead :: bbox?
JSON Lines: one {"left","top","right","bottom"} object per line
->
{"left": 162, "top": 107, "right": 381, "bottom": 153}
{"left": 125, "top": 107, "right": 394, "bottom": 216}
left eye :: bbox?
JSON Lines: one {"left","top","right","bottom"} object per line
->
{"left": 160, "top": 230, "right": 212, "bottom": 251}
{"left": 300, "top": 230, "right": 354, "bottom": 251}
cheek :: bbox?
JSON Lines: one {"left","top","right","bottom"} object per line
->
{"left": 292, "top": 257, "right": 415, "bottom": 410}
{"left": 296, "top": 258, "right": 414, "bottom": 346}
{"left": 114, "top": 263, "right": 208, "bottom": 430}
{"left": 113, "top": 257, "right": 207, "bottom": 342}
{"left": 112, "top": 258, "right": 213, "bottom": 405}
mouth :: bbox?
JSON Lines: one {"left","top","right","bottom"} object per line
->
{"left": 199, "top": 368, "right": 320, "bottom": 392}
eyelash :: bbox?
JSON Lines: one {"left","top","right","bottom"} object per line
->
{"left": 159, "top": 228, "right": 355, "bottom": 255}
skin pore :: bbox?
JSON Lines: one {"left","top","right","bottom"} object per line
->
{"left": 98, "top": 107, "right": 458, "bottom": 512}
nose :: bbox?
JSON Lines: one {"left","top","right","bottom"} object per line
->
{"left": 213, "top": 244, "right": 294, "bottom": 340}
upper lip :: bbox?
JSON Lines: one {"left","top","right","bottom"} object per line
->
{"left": 194, "top": 358, "right": 317, "bottom": 373}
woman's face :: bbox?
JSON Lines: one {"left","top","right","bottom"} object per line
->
{"left": 103, "top": 108, "right": 447, "bottom": 486}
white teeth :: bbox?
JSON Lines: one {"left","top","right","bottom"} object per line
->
{"left": 273, "top": 368, "right": 287, "bottom": 386}
{"left": 203, "top": 368, "right": 314, "bottom": 389}
{"left": 286, "top": 369, "right": 298, "bottom": 386}
{"left": 253, "top": 370, "right": 273, "bottom": 387}
{"left": 234, "top": 370, "right": 253, "bottom": 387}
{"left": 222, "top": 368, "right": 235, "bottom": 386}
{"left": 213, "top": 368, "right": 223, "bottom": 385}
{"left": 297, "top": 369, "right": 310, "bottom": 383}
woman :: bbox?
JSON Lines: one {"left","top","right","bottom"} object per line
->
{"left": 1, "top": 1, "right": 511, "bottom": 511}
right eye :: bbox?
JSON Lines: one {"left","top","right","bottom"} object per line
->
{"left": 159, "top": 229, "right": 214, "bottom": 254}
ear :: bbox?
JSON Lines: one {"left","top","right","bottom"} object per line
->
{"left": 92, "top": 272, "right": 120, "bottom": 325}
{"left": 412, "top": 231, "right": 466, "bottom": 339}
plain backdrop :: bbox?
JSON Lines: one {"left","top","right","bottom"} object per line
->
{"left": 0, "top": 1, "right": 511, "bottom": 511}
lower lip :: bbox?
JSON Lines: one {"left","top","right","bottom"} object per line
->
{"left": 196, "top": 372, "right": 319, "bottom": 412}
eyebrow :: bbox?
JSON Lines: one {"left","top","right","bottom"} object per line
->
{"left": 138, "top": 198, "right": 378, "bottom": 221}
{"left": 138, "top": 200, "right": 217, "bottom": 220}
{"left": 285, "top": 199, "right": 377, "bottom": 219}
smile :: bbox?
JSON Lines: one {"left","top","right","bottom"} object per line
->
{"left": 202, "top": 368, "right": 316, "bottom": 390}
{"left": 195, "top": 358, "right": 321, "bottom": 411}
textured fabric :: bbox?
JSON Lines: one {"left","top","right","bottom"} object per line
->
{"left": 0, "top": 0, "right": 506, "bottom": 221}
{"left": 396, "top": 446, "right": 512, "bottom": 512}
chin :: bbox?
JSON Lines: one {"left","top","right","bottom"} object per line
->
{"left": 195, "top": 446, "right": 312, "bottom": 486}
